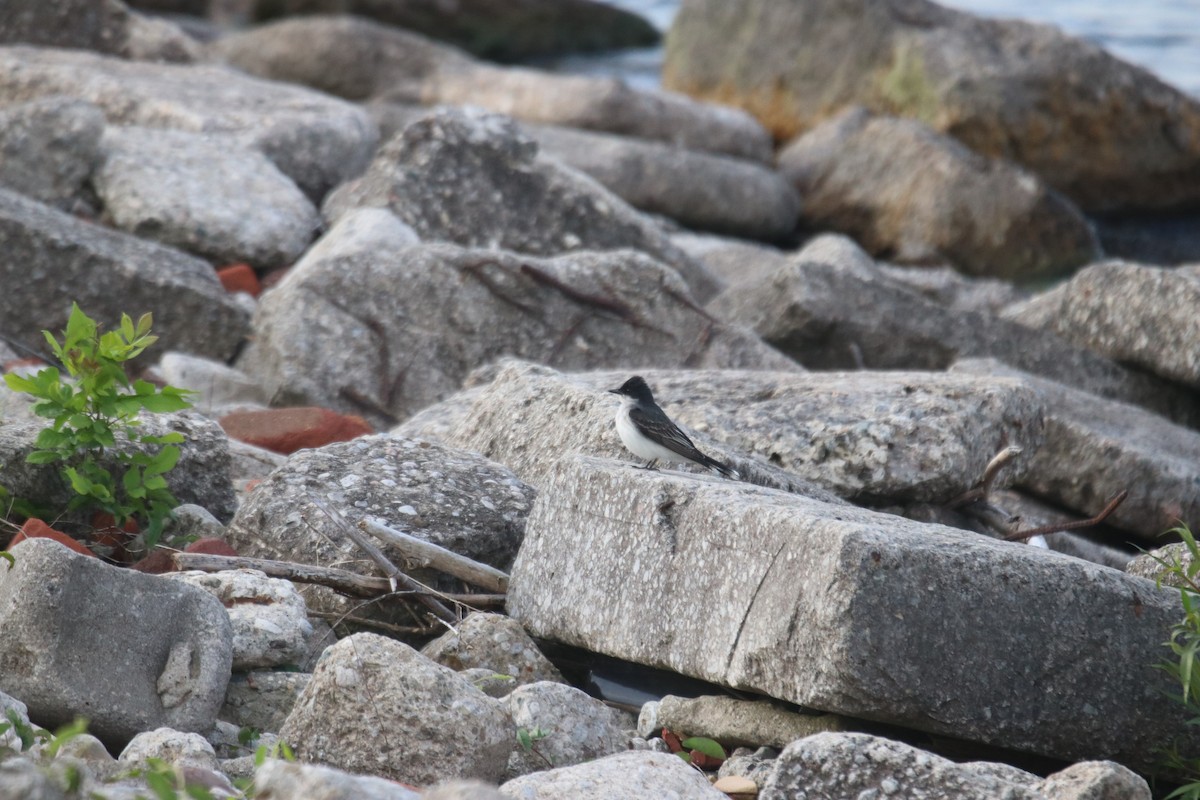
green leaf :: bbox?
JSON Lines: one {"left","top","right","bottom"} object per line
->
{"left": 26, "top": 450, "right": 62, "bottom": 465}
{"left": 2, "top": 373, "right": 38, "bottom": 394}
{"left": 681, "top": 737, "right": 727, "bottom": 760}
{"left": 138, "top": 393, "right": 192, "bottom": 414}
{"left": 0, "top": 552, "right": 13, "bottom": 568}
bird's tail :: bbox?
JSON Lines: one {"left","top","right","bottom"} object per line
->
{"left": 704, "top": 454, "right": 739, "bottom": 480}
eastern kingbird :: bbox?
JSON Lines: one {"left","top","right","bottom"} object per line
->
{"left": 608, "top": 376, "right": 737, "bottom": 478}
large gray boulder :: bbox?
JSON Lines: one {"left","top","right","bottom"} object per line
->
{"left": 664, "top": 0, "right": 1200, "bottom": 214}
{"left": 0, "top": 411, "right": 238, "bottom": 526}
{"left": 280, "top": 633, "right": 513, "bottom": 785}
{"left": 0, "top": 538, "right": 233, "bottom": 748}
{"left": 323, "top": 107, "right": 721, "bottom": 302}
{"left": 238, "top": 209, "right": 785, "bottom": 427}
{"left": 223, "top": 434, "right": 534, "bottom": 621}
{"left": 0, "top": 46, "right": 377, "bottom": 201}
{"left": 761, "top": 733, "right": 1150, "bottom": 800}
{"left": 0, "top": 97, "right": 104, "bottom": 210}
{"left": 1004, "top": 261, "right": 1200, "bottom": 391}
{"left": 94, "top": 126, "right": 319, "bottom": 269}
{"left": 252, "top": 760, "right": 420, "bottom": 800}
{"left": 212, "top": 14, "right": 769, "bottom": 163}
{"left": 0, "top": 0, "right": 197, "bottom": 62}
{"left": 421, "top": 612, "right": 564, "bottom": 687}
{"left": 370, "top": 101, "right": 798, "bottom": 243}
{"left": 0, "top": 188, "right": 250, "bottom": 363}
{"left": 503, "top": 682, "right": 629, "bottom": 778}
{"left": 395, "top": 361, "right": 1043, "bottom": 505}
{"left": 506, "top": 455, "right": 1190, "bottom": 772}
{"left": 778, "top": 108, "right": 1099, "bottom": 280}
{"left": 500, "top": 750, "right": 727, "bottom": 799}
{"left": 708, "top": 234, "right": 1200, "bottom": 427}
{"left": 954, "top": 359, "right": 1200, "bottom": 540}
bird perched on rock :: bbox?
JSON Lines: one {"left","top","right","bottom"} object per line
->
{"left": 608, "top": 376, "right": 737, "bottom": 478}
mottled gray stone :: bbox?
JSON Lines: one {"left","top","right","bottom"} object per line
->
{"left": 506, "top": 455, "right": 1190, "bottom": 771}
{"left": 503, "top": 681, "right": 628, "bottom": 779}
{"left": 252, "top": 760, "right": 421, "bottom": 800}
{"left": 709, "top": 234, "right": 1200, "bottom": 427}
{"left": 671, "top": 232, "right": 788, "bottom": 292}
{"left": 876, "top": 262, "right": 1027, "bottom": 315}
{"left": 524, "top": 122, "right": 799, "bottom": 241}
{"left": 0, "top": 690, "right": 31, "bottom": 752}
{"left": 322, "top": 107, "right": 721, "bottom": 302}
{"left": 1039, "top": 761, "right": 1151, "bottom": 799}
{"left": 0, "top": 410, "right": 238, "bottom": 527}
{"left": 280, "top": 633, "right": 513, "bottom": 785}
{"left": 1127, "top": 543, "right": 1195, "bottom": 589}
{"left": 424, "top": 781, "right": 506, "bottom": 800}
{"left": 657, "top": 695, "right": 852, "bottom": 750}
{"left": 422, "top": 612, "right": 564, "bottom": 687}
{"left": 761, "top": 733, "right": 1042, "bottom": 800}
{"left": 0, "top": 188, "right": 250, "bottom": 362}
{"left": 170, "top": 569, "right": 312, "bottom": 670}
{"left": 0, "top": 46, "right": 377, "bottom": 201}
{"left": 0, "top": 0, "right": 195, "bottom": 61}
{"left": 118, "top": 728, "right": 220, "bottom": 772}
{"left": 0, "top": 97, "right": 104, "bottom": 210}
{"left": 954, "top": 358, "right": 1200, "bottom": 539}
{"left": 223, "top": 434, "right": 534, "bottom": 622}
{"left": 0, "top": 759, "right": 66, "bottom": 800}
{"left": 1004, "top": 261, "right": 1200, "bottom": 390}
{"left": 154, "top": 352, "right": 270, "bottom": 418}
{"left": 214, "top": 14, "right": 769, "bottom": 162}
{"left": 396, "top": 360, "right": 1041, "bottom": 505}
{"left": 220, "top": 671, "right": 310, "bottom": 733}
{"left": 95, "top": 126, "right": 319, "bottom": 269}
{"left": 0, "top": 538, "right": 233, "bottom": 748}
{"left": 500, "top": 750, "right": 726, "bottom": 799}
{"left": 239, "top": 208, "right": 787, "bottom": 427}
{"left": 664, "top": 0, "right": 1200, "bottom": 215}
{"left": 779, "top": 108, "right": 1098, "bottom": 280}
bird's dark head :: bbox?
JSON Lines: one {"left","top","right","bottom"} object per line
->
{"left": 608, "top": 375, "right": 655, "bottom": 404}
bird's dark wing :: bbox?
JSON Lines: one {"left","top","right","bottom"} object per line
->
{"left": 629, "top": 405, "right": 704, "bottom": 460}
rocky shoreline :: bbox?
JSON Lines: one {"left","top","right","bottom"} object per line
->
{"left": 1, "top": 0, "right": 1200, "bottom": 798}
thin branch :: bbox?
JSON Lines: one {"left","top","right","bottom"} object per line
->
{"left": 172, "top": 552, "right": 388, "bottom": 597}
{"left": 947, "top": 446, "right": 1023, "bottom": 509}
{"left": 1003, "top": 490, "right": 1129, "bottom": 541}
{"left": 308, "top": 609, "right": 440, "bottom": 638}
{"left": 308, "top": 499, "right": 456, "bottom": 623}
{"left": 359, "top": 518, "right": 510, "bottom": 594}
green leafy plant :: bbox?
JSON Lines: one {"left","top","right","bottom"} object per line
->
{"left": 1151, "top": 524, "right": 1200, "bottom": 799}
{"left": 3, "top": 304, "right": 192, "bottom": 549}
{"left": 135, "top": 757, "right": 219, "bottom": 800}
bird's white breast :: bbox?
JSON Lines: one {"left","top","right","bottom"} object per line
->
{"left": 614, "top": 404, "right": 690, "bottom": 464}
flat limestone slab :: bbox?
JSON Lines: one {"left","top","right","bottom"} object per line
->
{"left": 507, "top": 455, "right": 1189, "bottom": 772}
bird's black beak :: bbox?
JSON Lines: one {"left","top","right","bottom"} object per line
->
{"left": 607, "top": 388, "right": 620, "bottom": 395}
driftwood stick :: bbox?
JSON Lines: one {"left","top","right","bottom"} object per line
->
{"left": 947, "top": 446, "right": 1023, "bottom": 509}
{"left": 307, "top": 610, "right": 440, "bottom": 638}
{"left": 1003, "top": 490, "right": 1129, "bottom": 541}
{"left": 172, "top": 552, "right": 388, "bottom": 596}
{"left": 309, "top": 499, "right": 457, "bottom": 624}
{"left": 359, "top": 519, "right": 510, "bottom": 594}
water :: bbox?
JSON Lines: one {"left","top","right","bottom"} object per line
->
{"left": 553, "top": 0, "right": 1200, "bottom": 97}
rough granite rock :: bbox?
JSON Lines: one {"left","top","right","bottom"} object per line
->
{"left": 0, "top": 187, "right": 250, "bottom": 363}
{"left": 503, "top": 681, "right": 629, "bottom": 779}
{"left": 953, "top": 359, "right": 1200, "bottom": 539}
{"left": 708, "top": 234, "right": 1200, "bottom": 427}
{"left": 238, "top": 208, "right": 787, "bottom": 426}
{"left": 0, "top": 97, "right": 104, "bottom": 210}
{"left": 505, "top": 455, "right": 1191, "bottom": 772}
{"left": 0, "top": 410, "right": 238, "bottom": 527}
{"left": 656, "top": 695, "right": 852, "bottom": 750}
{"left": 153, "top": 352, "right": 271, "bottom": 418}
{"left": 280, "top": 634, "right": 513, "bottom": 785}
{"left": 671, "top": 232, "right": 790, "bottom": 291}
{"left": 118, "top": 728, "right": 220, "bottom": 773}
{"left": 170, "top": 569, "right": 312, "bottom": 670}
{"left": 214, "top": 14, "right": 769, "bottom": 162}
{"left": 251, "top": 759, "right": 420, "bottom": 800}
{"left": 0, "top": 46, "right": 377, "bottom": 201}
{"left": 0, "top": 538, "right": 233, "bottom": 749}
{"left": 778, "top": 108, "right": 1099, "bottom": 280}
{"left": 396, "top": 360, "right": 1042, "bottom": 505}
{"left": 1004, "top": 261, "right": 1200, "bottom": 391}
{"left": 760, "top": 733, "right": 1043, "bottom": 800}
{"left": 499, "top": 750, "right": 727, "bottom": 799}
{"left": 0, "top": 0, "right": 197, "bottom": 62}
{"left": 370, "top": 101, "right": 798, "bottom": 243}
{"left": 94, "top": 126, "right": 319, "bottom": 269}
{"left": 1038, "top": 761, "right": 1153, "bottom": 800}
{"left": 220, "top": 672, "right": 310, "bottom": 733}
{"left": 422, "top": 612, "right": 564, "bottom": 687}
{"left": 323, "top": 107, "right": 721, "bottom": 302}
{"left": 223, "top": 434, "right": 534, "bottom": 622}
{"left": 664, "top": 0, "right": 1200, "bottom": 214}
